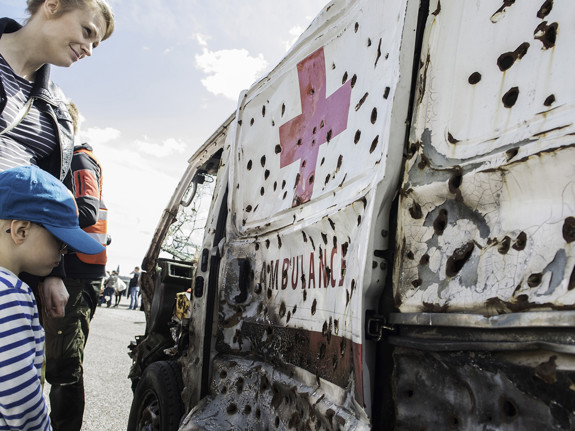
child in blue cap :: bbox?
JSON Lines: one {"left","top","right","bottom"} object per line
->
{"left": 0, "top": 165, "right": 103, "bottom": 431}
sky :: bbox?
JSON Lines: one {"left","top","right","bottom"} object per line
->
{"left": 3, "top": 0, "right": 328, "bottom": 276}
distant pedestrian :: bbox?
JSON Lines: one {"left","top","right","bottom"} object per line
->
{"left": 0, "top": 165, "right": 103, "bottom": 431}
{"left": 128, "top": 266, "right": 140, "bottom": 310}
{"left": 102, "top": 270, "right": 118, "bottom": 307}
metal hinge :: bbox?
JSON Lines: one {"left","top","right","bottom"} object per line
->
{"left": 366, "top": 310, "right": 396, "bottom": 342}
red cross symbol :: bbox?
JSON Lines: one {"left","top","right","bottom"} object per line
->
{"left": 279, "top": 47, "right": 352, "bottom": 207}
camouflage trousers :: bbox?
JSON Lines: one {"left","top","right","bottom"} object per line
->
{"left": 42, "top": 277, "right": 102, "bottom": 431}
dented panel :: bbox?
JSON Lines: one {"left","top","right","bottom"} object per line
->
{"left": 395, "top": 0, "right": 575, "bottom": 314}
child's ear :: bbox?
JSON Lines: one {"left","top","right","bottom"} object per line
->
{"left": 9, "top": 220, "right": 32, "bottom": 245}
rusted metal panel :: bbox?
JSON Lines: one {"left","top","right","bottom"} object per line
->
{"left": 395, "top": 0, "right": 575, "bottom": 314}
{"left": 393, "top": 348, "right": 575, "bottom": 430}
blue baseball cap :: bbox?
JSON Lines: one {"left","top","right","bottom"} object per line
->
{"left": 0, "top": 166, "right": 105, "bottom": 255}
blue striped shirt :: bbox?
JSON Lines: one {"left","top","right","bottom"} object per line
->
{"left": 0, "top": 269, "right": 51, "bottom": 430}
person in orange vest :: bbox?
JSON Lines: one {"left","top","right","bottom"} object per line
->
{"left": 41, "top": 102, "right": 110, "bottom": 431}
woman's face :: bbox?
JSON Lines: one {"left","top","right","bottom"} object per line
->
{"left": 41, "top": 5, "right": 107, "bottom": 67}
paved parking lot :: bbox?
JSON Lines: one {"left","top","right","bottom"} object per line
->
{"left": 44, "top": 298, "right": 147, "bottom": 431}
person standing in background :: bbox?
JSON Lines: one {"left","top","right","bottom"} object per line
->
{"left": 0, "top": 0, "right": 115, "bottom": 319}
{"left": 128, "top": 266, "right": 140, "bottom": 310}
{"left": 42, "top": 102, "right": 111, "bottom": 431}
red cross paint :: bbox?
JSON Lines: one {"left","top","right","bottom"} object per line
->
{"left": 279, "top": 47, "right": 352, "bottom": 207}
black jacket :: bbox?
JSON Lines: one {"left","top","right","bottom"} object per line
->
{"left": 0, "top": 17, "right": 74, "bottom": 181}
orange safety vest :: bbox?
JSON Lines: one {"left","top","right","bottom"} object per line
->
{"left": 74, "top": 147, "right": 108, "bottom": 266}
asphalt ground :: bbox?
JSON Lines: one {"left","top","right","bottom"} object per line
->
{"left": 44, "top": 297, "right": 147, "bottom": 431}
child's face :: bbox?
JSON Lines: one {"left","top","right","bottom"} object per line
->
{"left": 20, "top": 224, "right": 67, "bottom": 276}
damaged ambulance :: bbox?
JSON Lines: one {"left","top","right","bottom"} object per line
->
{"left": 127, "top": 0, "right": 575, "bottom": 429}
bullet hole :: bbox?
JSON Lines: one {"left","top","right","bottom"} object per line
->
{"left": 281, "top": 103, "right": 286, "bottom": 117}
{"left": 502, "top": 87, "right": 519, "bottom": 108}
{"left": 446, "top": 242, "right": 474, "bottom": 277}
{"left": 351, "top": 74, "right": 357, "bottom": 88}
{"left": 506, "top": 148, "right": 519, "bottom": 161}
{"left": 319, "top": 343, "right": 326, "bottom": 359}
{"left": 297, "top": 138, "right": 302, "bottom": 146}
{"left": 534, "top": 21, "right": 557, "bottom": 49}
{"left": 563, "top": 217, "right": 575, "bottom": 243}
{"left": 420, "top": 254, "right": 430, "bottom": 265}
{"left": 326, "top": 130, "right": 333, "bottom": 142}
{"left": 336, "top": 155, "right": 343, "bottom": 170}
{"left": 448, "top": 169, "right": 463, "bottom": 193}
{"left": 267, "top": 289, "right": 272, "bottom": 299}
{"left": 293, "top": 304, "right": 297, "bottom": 314}
{"left": 311, "top": 299, "right": 317, "bottom": 315}
{"left": 244, "top": 405, "right": 252, "bottom": 415}
{"left": 255, "top": 408, "right": 261, "bottom": 419}
{"left": 409, "top": 202, "right": 423, "bottom": 219}
{"left": 282, "top": 180, "right": 286, "bottom": 189}
{"left": 383, "top": 87, "right": 390, "bottom": 99}
{"left": 265, "top": 239, "right": 270, "bottom": 249}
{"left": 513, "top": 232, "right": 527, "bottom": 251}
{"left": 432, "top": 0, "right": 441, "bottom": 15}
{"left": 445, "top": 132, "right": 463, "bottom": 147}
{"left": 325, "top": 174, "right": 331, "bottom": 185}
{"left": 264, "top": 170, "right": 270, "bottom": 180}
{"left": 260, "top": 187, "right": 265, "bottom": 196}
{"left": 286, "top": 311, "right": 291, "bottom": 323}
{"left": 246, "top": 205, "right": 253, "bottom": 212}
{"left": 246, "top": 160, "right": 253, "bottom": 170}
{"left": 354, "top": 22, "right": 359, "bottom": 33}
{"left": 372, "top": 261, "right": 378, "bottom": 269}
{"left": 498, "top": 236, "right": 511, "bottom": 254}
{"left": 354, "top": 130, "right": 361, "bottom": 144}
{"left": 357, "top": 215, "right": 362, "bottom": 226}
{"left": 250, "top": 118, "right": 255, "bottom": 126}
{"left": 220, "top": 370, "right": 228, "bottom": 379}
{"left": 303, "top": 289, "right": 307, "bottom": 301}
{"left": 320, "top": 157, "right": 325, "bottom": 166}
{"left": 356, "top": 92, "right": 368, "bottom": 111}
{"left": 275, "top": 145, "right": 282, "bottom": 154}
{"left": 342, "top": 71, "right": 348, "bottom": 85}
{"left": 309, "top": 174, "right": 314, "bottom": 184}
{"left": 497, "top": 43, "right": 529, "bottom": 71}
{"left": 321, "top": 233, "right": 328, "bottom": 245}
{"left": 418, "top": 154, "right": 429, "bottom": 169}
{"left": 273, "top": 181, "right": 277, "bottom": 191}
{"left": 261, "top": 155, "right": 266, "bottom": 167}
{"left": 411, "top": 278, "right": 422, "bottom": 287}
{"left": 433, "top": 209, "right": 448, "bottom": 235}
{"left": 405, "top": 389, "right": 415, "bottom": 398}
{"left": 468, "top": 72, "right": 482, "bottom": 84}
{"left": 544, "top": 94, "right": 556, "bottom": 106}
{"left": 236, "top": 378, "right": 244, "bottom": 394}
{"left": 277, "top": 235, "right": 282, "bottom": 248}
{"left": 221, "top": 386, "right": 227, "bottom": 394}
{"left": 226, "top": 403, "right": 238, "bottom": 415}
{"left": 406, "top": 251, "right": 414, "bottom": 260}
{"left": 329, "top": 218, "right": 336, "bottom": 231}
{"left": 255, "top": 243, "right": 260, "bottom": 251}
{"left": 309, "top": 88, "right": 315, "bottom": 96}
{"left": 369, "top": 136, "right": 379, "bottom": 153}
{"left": 537, "top": 0, "right": 553, "bottom": 19}
{"left": 367, "top": 38, "right": 371, "bottom": 47}
{"left": 370, "top": 108, "right": 378, "bottom": 125}
{"left": 527, "top": 273, "right": 543, "bottom": 287}
{"left": 262, "top": 105, "right": 266, "bottom": 117}
{"left": 500, "top": 398, "right": 519, "bottom": 421}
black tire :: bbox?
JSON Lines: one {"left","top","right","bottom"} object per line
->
{"left": 127, "top": 361, "right": 184, "bottom": 431}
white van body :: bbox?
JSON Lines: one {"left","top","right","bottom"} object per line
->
{"left": 128, "top": 1, "right": 575, "bottom": 429}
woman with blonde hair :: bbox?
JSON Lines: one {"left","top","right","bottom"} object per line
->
{"left": 0, "top": 2, "right": 114, "bottom": 430}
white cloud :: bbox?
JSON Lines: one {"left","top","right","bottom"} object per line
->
{"left": 136, "top": 137, "right": 187, "bottom": 157}
{"left": 195, "top": 47, "right": 268, "bottom": 100}
{"left": 284, "top": 25, "right": 306, "bottom": 52}
{"left": 81, "top": 127, "right": 121, "bottom": 146}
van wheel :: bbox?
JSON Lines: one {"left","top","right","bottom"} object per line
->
{"left": 127, "top": 361, "right": 184, "bottom": 431}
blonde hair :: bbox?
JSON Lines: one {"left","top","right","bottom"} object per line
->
{"left": 26, "top": 0, "right": 115, "bottom": 41}
{"left": 67, "top": 101, "right": 80, "bottom": 135}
